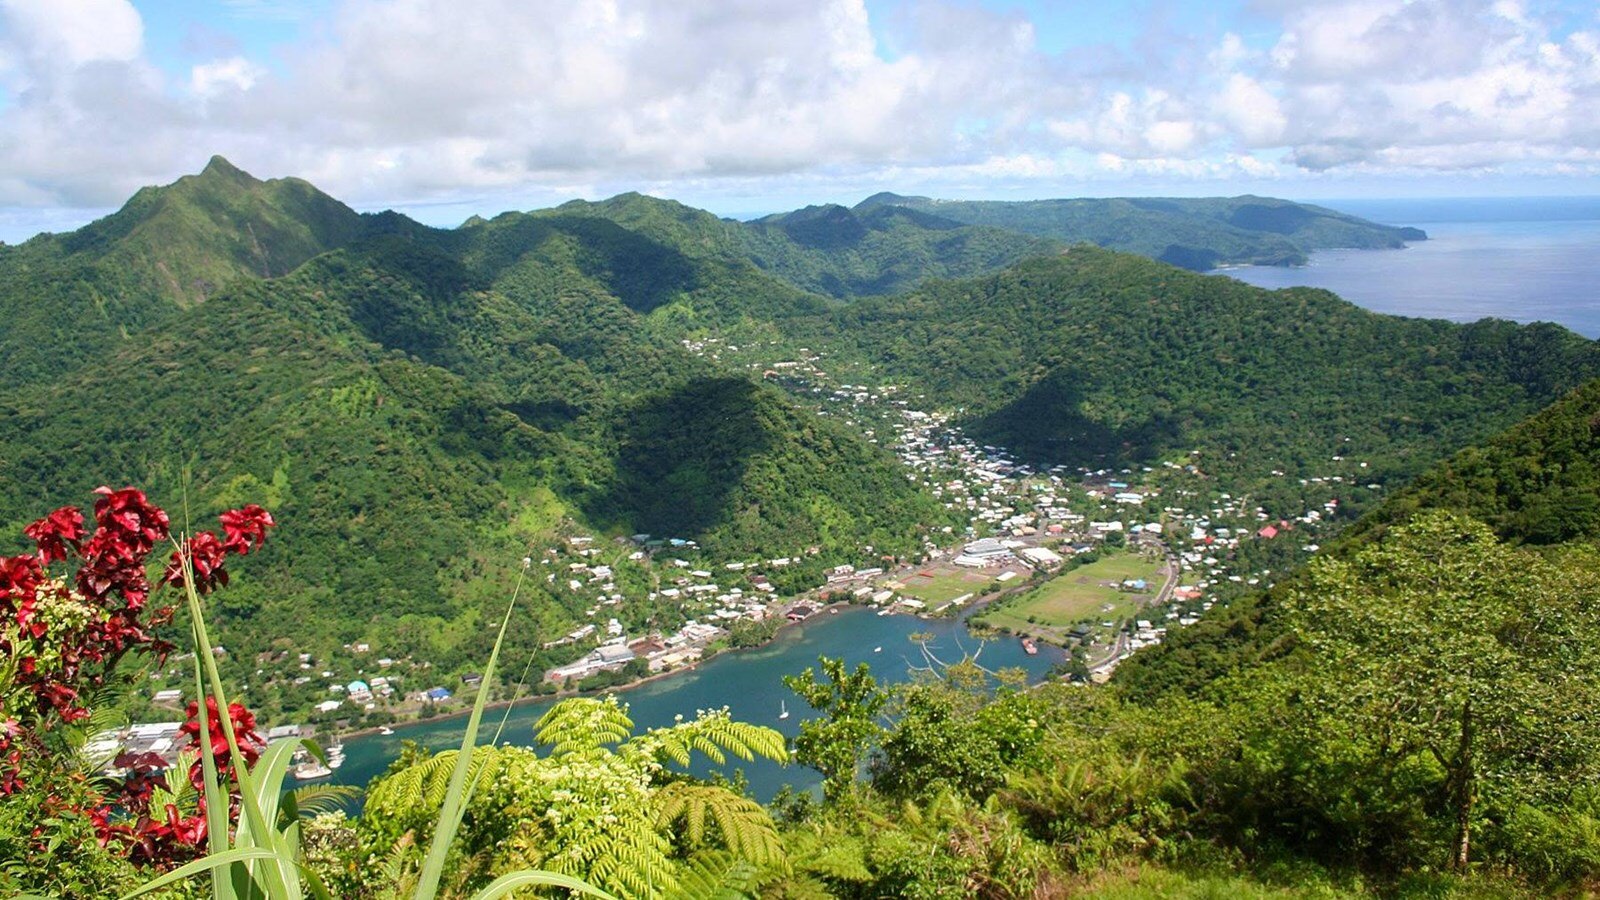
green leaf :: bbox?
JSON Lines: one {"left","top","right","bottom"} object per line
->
{"left": 466, "top": 869, "right": 621, "bottom": 900}
{"left": 118, "top": 848, "right": 282, "bottom": 900}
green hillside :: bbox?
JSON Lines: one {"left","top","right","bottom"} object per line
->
{"left": 856, "top": 191, "right": 1426, "bottom": 269}
{"left": 1115, "top": 375, "right": 1600, "bottom": 702}
{"left": 545, "top": 192, "right": 1057, "bottom": 299}
{"left": 1337, "top": 378, "right": 1600, "bottom": 546}
{"left": 812, "top": 249, "right": 1600, "bottom": 491}
{"left": 0, "top": 156, "right": 373, "bottom": 389}
{"left": 0, "top": 162, "right": 940, "bottom": 669}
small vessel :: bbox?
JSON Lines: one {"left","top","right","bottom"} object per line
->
{"left": 778, "top": 700, "right": 789, "bottom": 720}
{"left": 873, "top": 646, "right": 882, "bottom": 653}
{"left": 379, "top": 726, "right": 395, "bottom": 736}
{"left": 829, "top": 608, "right": 838, "bottom": 615}
{"left": 326, "top": 741, "right": 346, "bottom": 770}
{"left": 292, "top": 760, "right": 332, "bottom": 781}
{"left": 1021, "top": 637, "right": 1038, "bottom": 656}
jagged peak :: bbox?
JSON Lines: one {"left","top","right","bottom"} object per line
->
{"left": 199, "top": 154, "right": 252, "bottom": 181}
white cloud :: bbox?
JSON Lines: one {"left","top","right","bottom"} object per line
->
{"left": 1216, "top": 74, "right": 1286, "bottom": 146}
{"left": 0, "top": 0, "right": 1595, "bottom": 226}
{"left": 0, "top": 0, "right": 142, "bottom": 69}
{"left": 190, "top": 56, "right": 264, "bottom": 98}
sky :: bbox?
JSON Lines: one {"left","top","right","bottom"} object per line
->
{"left": 0, "top": 0, "right": 1597, "bottom": 241}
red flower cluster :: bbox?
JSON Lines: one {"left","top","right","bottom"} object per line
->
{"left": 95, "top": 694, "right": 265, "bottom": 867}
{"left": 91, "top": 750, "right": 208, "bottom": 866}
{"left": 163, "top": 503, "right": 275, "bottom": 595}
{"left": 0, "top": 489, "right": 277, "bottom": 872}
{"left": 0, "top": 488, "right": 194, "bottom": 727}
{"left": 178, "top": 696, "right": 264, "bottom": 791}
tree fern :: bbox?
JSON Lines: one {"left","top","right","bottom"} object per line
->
{"left": 281, "top": 784, "right": 362, "bottom": 823}
{"left": 653, "top": 782, "right": 784, "bottom": 866}
{"left": 535, "top": 696, "right": 635, "bottom": 760}
{"left": 629, "top": 707, "right": 788, "bottom": 769}
{"left": 366, "top": 745, "right": 503, "bottom": 828}
{"left": 671, "top": 849, "right": 760, "bottom": 900}
{"left": 370, "top": 697, "right": 791, "bottom": 900}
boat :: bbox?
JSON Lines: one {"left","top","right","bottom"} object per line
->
{"left": 379, "top": 726, "right": 394, "bottom": 736}
{"left": 873, "top": 646, "right": 882, "bottom": 653}
{"left": 1021, "top": 637, "right": 1038, "bottom": 655}
{"left": 778, "top": 700, "right": 789, "bottom": 720}
{"left": 292, "top": 760, "right": 332, "bottom": 781}
{"left": 326, "top": 740, "right": 346, "bottom": 770}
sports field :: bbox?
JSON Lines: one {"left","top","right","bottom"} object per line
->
{"left": 982, "top": 551, "right": 1164, "bottom": 636}
{"left": 898, "top": 567, "right": 995, "bottom": 605}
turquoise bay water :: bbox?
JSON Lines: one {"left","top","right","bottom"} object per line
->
{"left": 1214, "top": 198, "right": 1600, "bottom": 339}
{"left": 326, "top": 606, "right": 1062, "bottom": 802}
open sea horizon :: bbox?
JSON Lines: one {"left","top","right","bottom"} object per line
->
{"left": 1214, "top": 197, "right": 1600, "bottom": 339}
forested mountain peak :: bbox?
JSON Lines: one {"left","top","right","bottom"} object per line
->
{"left": 58, "top": 155, "right": 366, "bottom": 301}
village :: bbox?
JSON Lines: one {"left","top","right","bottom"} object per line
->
{"left": 98, "top": 338, "right": 1383, "bottom": 776}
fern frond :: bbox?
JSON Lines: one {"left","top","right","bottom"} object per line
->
{"left": 654, "top": 783, "right": 785, "bottom": 868}
{"left": 672, "top": 849, "right": 760, "bottom": 900}
{"left": 781, "top": 828, "right": 872, "bottom": 884}
{"left": 284, "top": 784, "right": 361, "bottom": 820}
{"left": 365, "top": 745, "right": 501, "bottom": 820}
{"left": 535, "top": 697, "right": 634, "bottom": 759}
{"left": 377, "top": 832, "right": 419, "bottom": 899}
{"left": 632, "top": 709, "right": 787, "bottom": 769}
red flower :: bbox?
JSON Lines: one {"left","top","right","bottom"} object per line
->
{"left": 179, "top": 697, "right": 262, "bottom": 789}
{"left": 218, "top": 505, "right": 275, "bottom": 555}
{"left": 0, "top": 553, "right": 43, "bottom": 600}
{"left": 163, "top": 532, "right": 230, "bottom": 595}
{"left": 23, "top": 506, "right": 84, "bottom": 565}
{"left": 91, "top": 486, "right": 170, "bottom": 556}
{"left": 163, "top": 804, "right": 207, "bottom": 846}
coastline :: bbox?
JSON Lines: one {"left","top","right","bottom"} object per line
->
{"left": 329, "top": 598, "right": 863, "bottom": 745}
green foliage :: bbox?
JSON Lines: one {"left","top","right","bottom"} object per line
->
{"left": 364, "top": 695, "right": 787, "bottom": 899}
{"left": 856, "top": 192, "right": 1426, "bottom": 270}
{"left": 784, "top": 657, "right": 887, "bottom": 804}
{"left": 1283, "top": 512, "right": 1600, "bottom": 870}
{"left": 873, "top": 661, "right": 1047, "bottom": 802}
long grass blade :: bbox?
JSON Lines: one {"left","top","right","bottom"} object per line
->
{"left": 192, "top": 641, "right": 234, "bottom": 900}
{"left": 179, "top": 546, "right": 294, "bottom": 900}
{"left": 117, "top": 848, "right": 281, "bottom": 900}
{"left": 412, "top": 566, "right": 527, "bottom": 899}
{"left": 466, "top": 870, "right": 622, "bottom": 900}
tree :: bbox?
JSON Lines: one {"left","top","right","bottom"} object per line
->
{"left": 783, "top": 656, "right": 886, "bottom": 804}
{"left": 874, "top": 659, "right": 1045, "bottom": 802}
{"left": 1284, "top": 511, "right": 1600, "bottom": 870}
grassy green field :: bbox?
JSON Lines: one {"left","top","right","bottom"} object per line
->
{"left": 898, "top": 567, "right": 994, "bottom": 605}
{"left": 981, "top": 550, "right": 1164, "bottom": 637}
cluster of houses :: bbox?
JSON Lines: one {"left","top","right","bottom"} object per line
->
{"left": 543, "top": 620, "right": 728, "bottom": 684}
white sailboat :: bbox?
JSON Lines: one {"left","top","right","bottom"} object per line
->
{"left": 778, "top": 700, "right": 790, "bottom": 720}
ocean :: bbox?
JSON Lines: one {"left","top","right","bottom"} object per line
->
{"left": 1213, "top": 197, "right": 1600, "bottom": 339}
